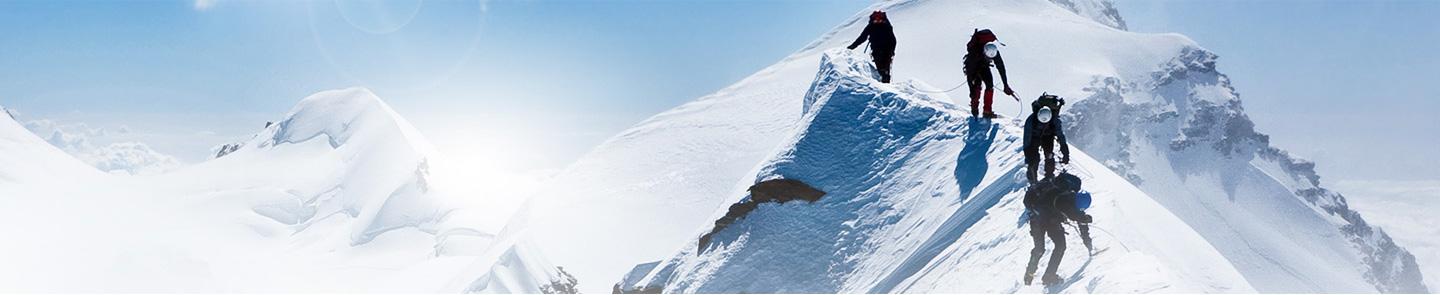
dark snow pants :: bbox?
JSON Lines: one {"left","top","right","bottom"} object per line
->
{"left": 1024, "top": 143, "right": 1057, "bottom": 183}
{"left": 1026, "top": 218, "right": 1066, "bottom": 277}
{"left": 873, "top": 52, "right": 893, "bottom": 83}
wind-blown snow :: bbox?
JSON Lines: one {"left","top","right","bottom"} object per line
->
{"left": 0, "top": 88, "right": 570, "bottom": 292}
{"left": 615, "top": 49, "right": 1252, "bottom": 293}
{"left": 531, "top": 0, "right": 1426, "bottom": 292}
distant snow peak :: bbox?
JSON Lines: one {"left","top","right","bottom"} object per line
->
{"left": 1047, "top": 0, "right": 1127, "bottom": 30}
{"left": 264, "top": 87, "right": 418, "bottom": 149}
{"left": 1064, "top": 45, "right": 1427, "bottom": 292}
{"left": 200, "top": 87, "right": 568, "bottom": 292}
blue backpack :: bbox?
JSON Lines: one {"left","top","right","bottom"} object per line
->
{"left": 1075, "top": 191, "right": 1092, "bottom": 210}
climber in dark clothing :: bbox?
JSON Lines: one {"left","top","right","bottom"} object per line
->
{"left": 963, "top": 29, "right": 1015, "bottom": 118}
{"left": 847, "top": 11, "right": 896, "bottom": 83}
{"left": 1023, "top": 95, "right": 1070, "bottom": 184}
{"left": 1023, "top": 173, "right": 1093, "bottom": 286}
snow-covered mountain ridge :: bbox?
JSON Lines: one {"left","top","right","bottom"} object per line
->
{"left": 614, "top": 49, "right": 1253, "bottom": 293}
{"left": 530, "top": 0, "right": 1427, "bottom": 292}
{"left": 1063, "top": 45, "right": 1425, "bottom": 293}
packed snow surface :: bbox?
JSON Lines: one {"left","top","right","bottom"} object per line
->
{"left": 0, "top": 88, "right": 568, "bottom": 292}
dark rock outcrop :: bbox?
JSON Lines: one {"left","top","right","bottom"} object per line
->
{"left": 696, "top": 178, "right": 826, "bottom": 252}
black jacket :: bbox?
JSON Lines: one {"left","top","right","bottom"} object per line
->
{"left": 1023, "top": 114, "right": 1069, "bottom": 158}
{"left": 848, "top": 22, "right": 896, "bottom": 54}
{"left": 1023, "top": 179, "right": 1088, "bottom": 225}
{"left": 963, "top": 43, "right": 1010, "bottom": 86}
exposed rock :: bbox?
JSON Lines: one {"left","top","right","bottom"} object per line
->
{"left": 696, "top": 178, "right": 826, "bottom": 252}
{"left": 541, "top": 267, "right": 580, "bottom": 294}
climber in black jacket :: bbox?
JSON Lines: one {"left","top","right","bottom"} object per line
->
{"left": 847, "top": 10, "right": 896, "bottom": 83}
{"left": 1023, "top": 98, "right": 1070, "bottom": 184}
{"left": 1023, "top": 173, "right": 1093, "bottom": 286}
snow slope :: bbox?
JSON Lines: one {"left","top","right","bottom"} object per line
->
{"left": 0, "top": 88, "right": 570, "bottom": 292}
{"left": 1060, "top": 37, "right": 1426, "bottom": 294}
{"left": 0, "top": 106, "right": 105, "bottom": 182}
{"left": 614, "top": 49, "right": 1252, "bottom": 293}
{"left": 530, "top": 0, "right": 1426, "bottom": 292}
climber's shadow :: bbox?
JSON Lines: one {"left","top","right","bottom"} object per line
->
{"left": 955, "top": 118, "right": 999, "bottom": 203}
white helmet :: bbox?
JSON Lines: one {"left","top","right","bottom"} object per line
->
{"left": 1037, "top": 106, "right": 1053, "bottom": 123}
{"left": 984, "top": 43, "right": 999, "bottom": 58}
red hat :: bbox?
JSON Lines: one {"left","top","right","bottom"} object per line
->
{"left": 870, "top": 10, "right": 887, "bottom": 22}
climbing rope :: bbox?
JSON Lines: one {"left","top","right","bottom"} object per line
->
{"left": 1066, "top": 221, "right": 1133, "bottom": 253}
{"left": 913, "top": 82, "right": 969, "bottom": 93}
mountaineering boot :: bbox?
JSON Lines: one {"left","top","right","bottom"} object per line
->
{"left": 983, "top": 112, "right": 999, "bottom": 119}
{"left": 971, "top": 107, "right": 980, "bottom": 118}
{"left": 1041, "top": 273, "right": 1063, "bottom": 286}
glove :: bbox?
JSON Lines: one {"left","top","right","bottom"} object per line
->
{"left": 847, "top": 45, "right": 857, "bottom": 50}
{"left": 1077, "top": 214, "right": 1093, "bottom": 223}
{"left": 1004, "top": 87, "right": 1015, "bottom": 96}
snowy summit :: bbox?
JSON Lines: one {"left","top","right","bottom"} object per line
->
{"left": 531, "top": 0, "right": 1426, "bottom": 293}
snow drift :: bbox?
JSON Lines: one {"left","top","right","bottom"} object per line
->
{"left": 0, "top": 88, "right": 572, "bottom": 292}
{"left": 530, "top": 0, "right": 1426, "bottom": 292}
{"left": 614, "top": 49, "right": 1253, "bottom": 293}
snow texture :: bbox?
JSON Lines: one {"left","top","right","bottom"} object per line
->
{"left": 1064, "top": 46, "right": 1426, "bottom": 293}
{"left": 534, "top": 0, "right": 1426, "bottom": 292}
{"left": 0, "top": 88, "right": 569, "bottom": 292}
{"left": 615, "top": 49, "right": 1253, "bottom": 293}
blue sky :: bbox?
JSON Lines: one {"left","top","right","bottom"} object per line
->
{"left": 0, "top": 0, "right": 870, "bottom": 171}
{"left": 1, "top": 0, "right": 1434, "bottom": 184}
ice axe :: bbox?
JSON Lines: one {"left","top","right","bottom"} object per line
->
{"left": 1009, "top": 91, "right": 1024, "bottom": 120}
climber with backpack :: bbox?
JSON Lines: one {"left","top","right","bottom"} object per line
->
{"left": 1022, "top": 172, "right": 1094, "bottom": 286}
{"left": 1023, "top": 93, "right": 1069, "bottom": 184}
{"left": 847, "top": 10, "right": 897, "bottom": 83}
{"left": 964, "top": 29, "right": 1016, "bottom": 118}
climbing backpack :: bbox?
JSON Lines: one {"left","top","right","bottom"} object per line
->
{"left": 870, "top": 10, "right": 887, "bottom": 22}
{"left": 1052, "top": 171, "right": 1090, "bottom": 211}
{"left": 970, "top": 29, "right": 997, "bottom": 46}
{"left": 1031, "top": 93, "right": 1065, "bottom": 114}
{"left": 1075, "top": 191, "right": 1092, "bottom": 210}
